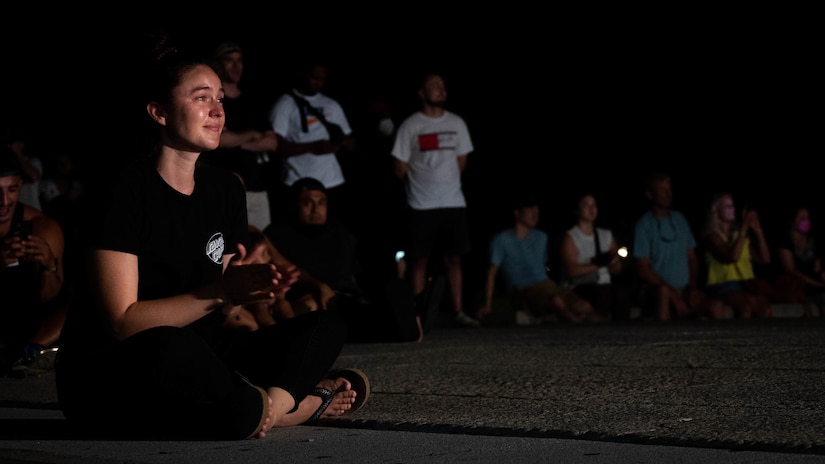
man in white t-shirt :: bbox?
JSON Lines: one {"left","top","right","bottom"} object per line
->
{"left": 268, "top": 60, "right": 356, "bottom": 225}
{"left": 391, "top": 72, "right": 478, "bottom": 328}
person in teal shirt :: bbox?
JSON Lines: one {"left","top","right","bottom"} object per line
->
{"left": 632, "top": 172, "right": 726, "bottom": 321}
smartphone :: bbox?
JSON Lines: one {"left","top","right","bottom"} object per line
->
{"left": 6, "top": 221, "right": 32, "bottom": 268}
{"left": 11, "top": 220, "right": 33, "bottom": 239}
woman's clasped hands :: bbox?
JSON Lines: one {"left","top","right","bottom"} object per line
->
{"left": 221, "top": 242, "right": 300, "bottom": 308}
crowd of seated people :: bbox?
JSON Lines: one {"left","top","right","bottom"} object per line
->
{"left": 4, "top": 37, "right": 824, "bottom": 381}
{"left": 5, "top": 144, "right": 823, "bottom": 381}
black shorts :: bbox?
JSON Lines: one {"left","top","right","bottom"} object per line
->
{"left": 406, "top": 207, "right": 470, "bottom": 260}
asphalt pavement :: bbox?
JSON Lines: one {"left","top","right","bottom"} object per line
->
{"left": 2, "top": 315, "right": 825, "bottom": 463}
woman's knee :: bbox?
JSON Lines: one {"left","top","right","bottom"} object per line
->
{"left": 123, "top": 326, "right": 214, "bottom": 370}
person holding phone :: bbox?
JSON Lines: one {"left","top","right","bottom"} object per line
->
{"left": 0, "top": 144, "right": 66, "bottom": 376}
{"left": 700, "top": 192, "right": 773, "bottom": 318}
{"left": 559, "top": 192, "right": 634, "bottom": 321}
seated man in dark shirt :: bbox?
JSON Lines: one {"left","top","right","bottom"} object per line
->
{"left": 0, "top": 146, "right": 67, "bottom": 376}
{"left": 265, "top": 177, "right": 423, "bottom": 343}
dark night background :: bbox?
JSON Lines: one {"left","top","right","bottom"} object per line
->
{"left": 5, "top": 9, "right": 820, "bottom": 292}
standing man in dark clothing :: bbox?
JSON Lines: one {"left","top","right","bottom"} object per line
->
{"left": 201, "top": 41, "right": 279, "bottom": 230}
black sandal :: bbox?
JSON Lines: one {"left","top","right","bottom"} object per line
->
{"left": 305, "top": 368, "right": 370, "bottom": 424}
{"left": 306, "top": 386, "right": 337, "bottom": 424}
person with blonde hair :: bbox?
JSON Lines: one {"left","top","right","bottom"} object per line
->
{"left": 700, "top": 192, "right": 772, "bottom": 318}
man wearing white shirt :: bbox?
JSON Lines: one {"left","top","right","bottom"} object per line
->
{"left": 269, "top": 60, "right": 356, "bottom": 224}
{"left": 391, "top": 72, "right": 478, "bottom": 328}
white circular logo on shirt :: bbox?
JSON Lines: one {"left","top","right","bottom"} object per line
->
{"left": 206, "top": 233, "right": 225, "bottom": 264}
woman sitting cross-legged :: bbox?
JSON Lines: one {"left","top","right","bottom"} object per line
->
{"left": 54, "top": 33, "right": 368, "bottom": 440}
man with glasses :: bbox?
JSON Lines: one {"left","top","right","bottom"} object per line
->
{"left": 632, "top": 172, "right": 726, "bottom": 321}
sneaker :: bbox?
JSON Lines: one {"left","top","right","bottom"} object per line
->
{"left": 9, "top": 346, "right": 58, "bottom": 378}
{"left": 454, "top": 311, "right": 481, "bottom": 328}
{"left": 515, "top": 310, "right": 541, "bottom": 326}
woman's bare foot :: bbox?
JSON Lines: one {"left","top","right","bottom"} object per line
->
{"left": 253, "top": 389, "right": 274, "bottom": 439}
{"left": 315, "top": 376, "right": 357, "bottom": 418}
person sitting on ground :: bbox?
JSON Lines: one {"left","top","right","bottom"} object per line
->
{"left": 54, "top": 34, "right": 368, "bottom": 440}
{"left": 478, "top": 192, "right": 605, "bottom": 325}
{"left": 632, "top": 172, "right": 727, "bottom": 321}
{"left": 264, "top": 177, "right": 423, "bottom": 343}
{"left": 559, "top": 192, "right": 634, "bottom": 321}
{"left": 0, "top": 145, "right": 66, "bottom": 377}
{"left": 773, "top": 204, "right": 825, "bottom": 316}
{"left": 700, "top": 192, "right": 773, "bottom": 319}
{"left": 219, "top": 225, "right": 350, "bottom": 331}
{"left": 233, "top": 224, "right": 335, "bottom": 329}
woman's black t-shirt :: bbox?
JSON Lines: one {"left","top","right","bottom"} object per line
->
{"left": 60, "top": 159, "right": 248, "bottom": 352}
